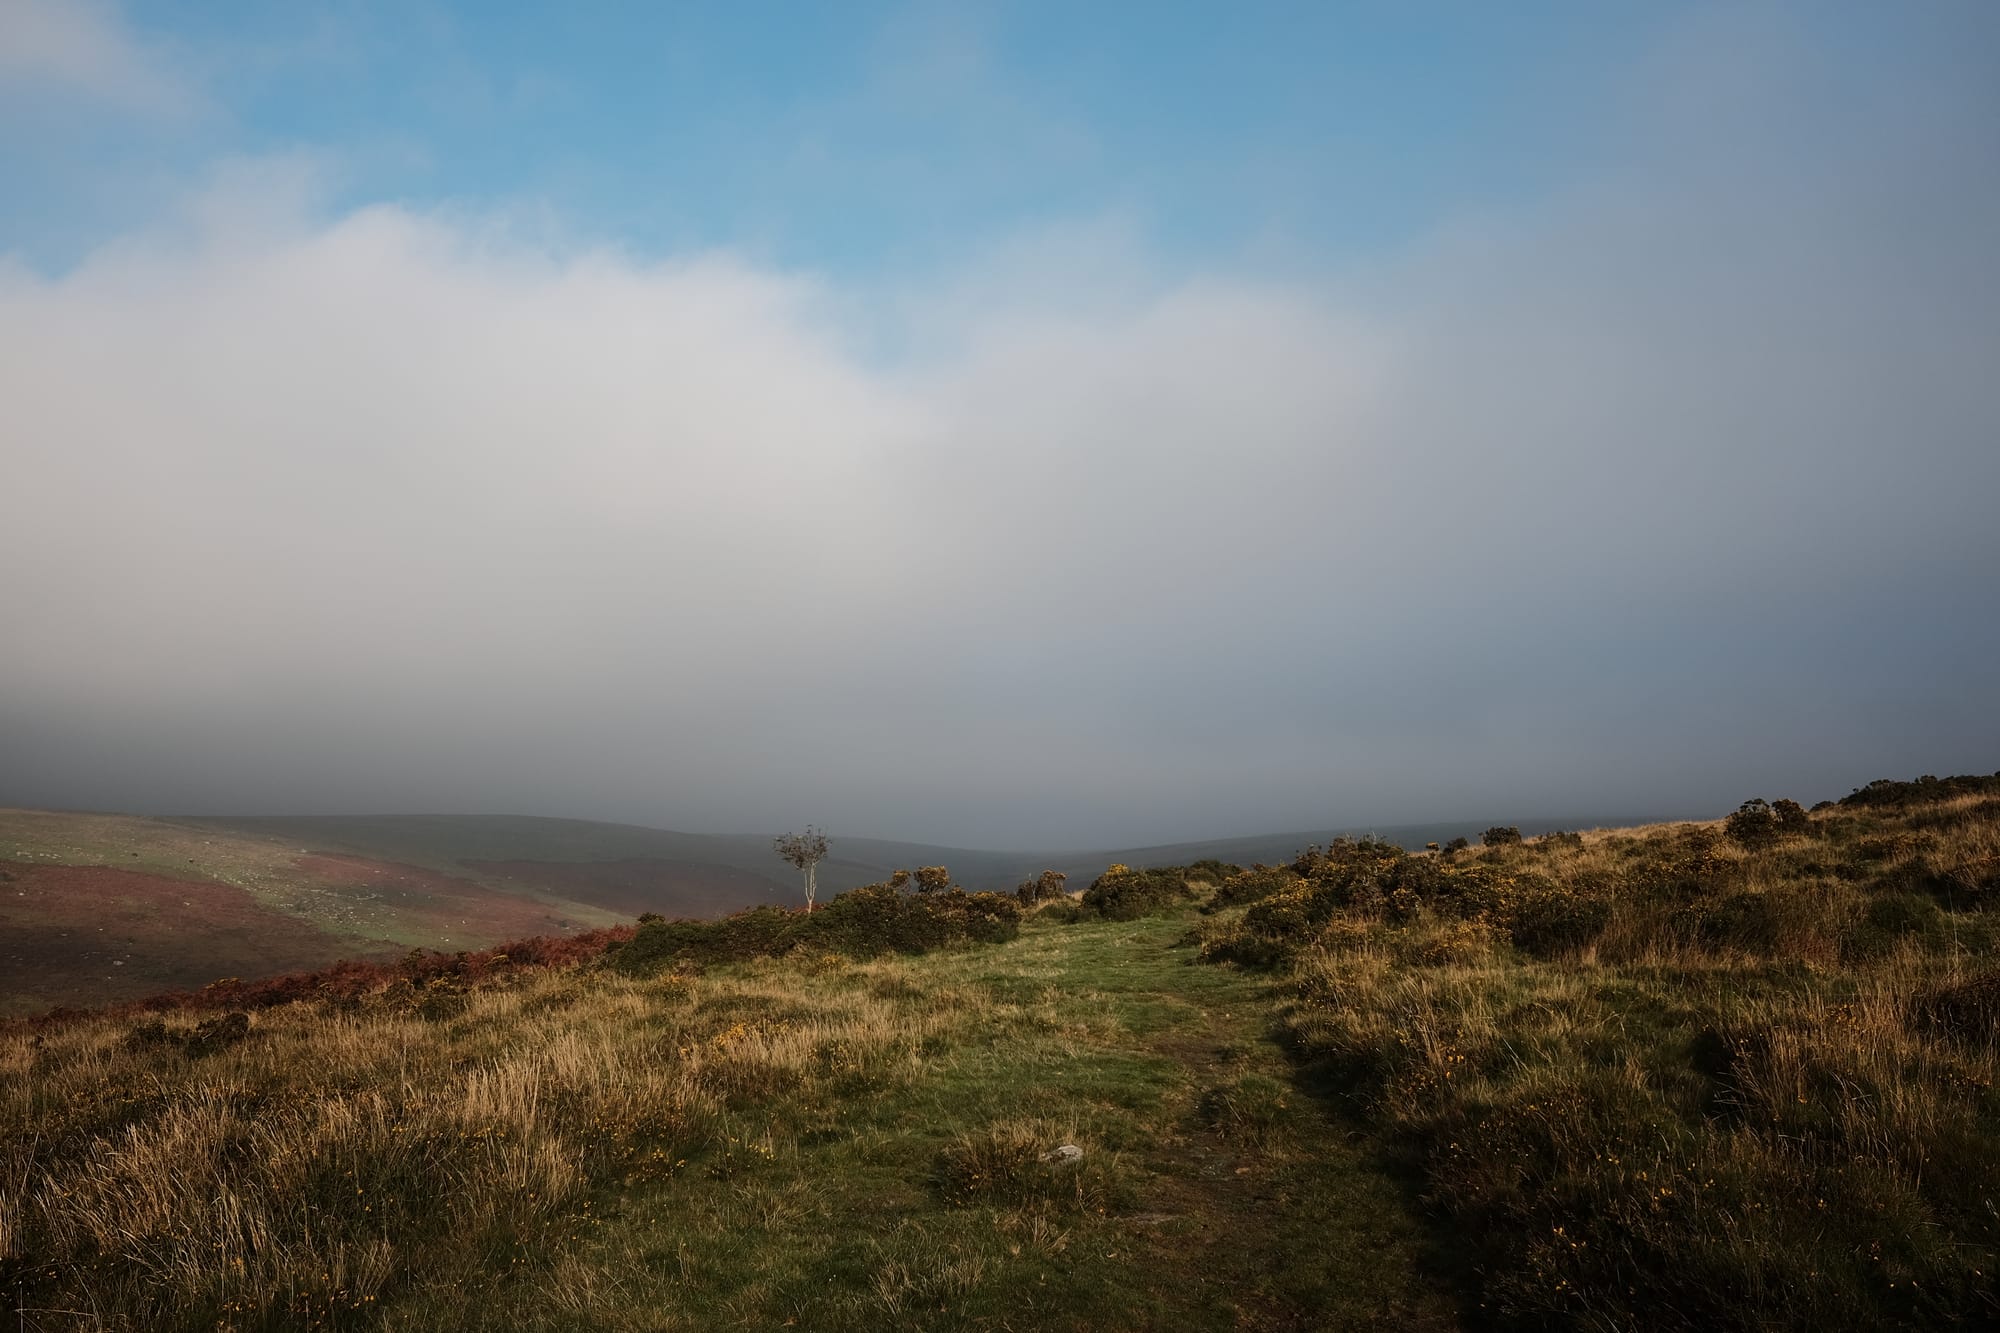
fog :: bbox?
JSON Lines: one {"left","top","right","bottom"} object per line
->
{"left": 2, "top": 8, "right": 1997, "bottom": 849}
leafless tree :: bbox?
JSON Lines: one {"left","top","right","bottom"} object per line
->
{"left": 773, "top": 826, "right": 830, "bottom": 912}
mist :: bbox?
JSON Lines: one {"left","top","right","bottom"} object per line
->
{"left": 3, "top": 6, "right": 1997, "bottom": 849}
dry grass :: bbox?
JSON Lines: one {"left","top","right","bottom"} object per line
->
{"left": 1197, "top": 792, "right": 2000, "bottom": 1330}
{"left": 1, "top": 958, "right": 965, "bottom": 1330}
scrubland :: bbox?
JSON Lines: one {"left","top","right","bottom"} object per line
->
{"left": 4, "top": 775, "right": 1998, "bottom": 1330}
{"left": 1186, "top": 776, "right": 2000, "bottom": 1329}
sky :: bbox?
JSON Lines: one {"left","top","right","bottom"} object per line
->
{"left": 2, "top": 1, "right": 1997, "bottom": 850}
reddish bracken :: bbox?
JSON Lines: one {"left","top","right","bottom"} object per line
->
{"left": 7, "top": 924, "right": 639, "bottom": 1031}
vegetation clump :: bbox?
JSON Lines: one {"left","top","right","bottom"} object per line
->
{"left": 1195, "top": 774, "right": 2000, "bottom": 1330}
{"left": 1015, "top": 869, "right": 1069, "bottom": 904}
{"left": 1079, "top": 862, "right": 1234, "bottom": 919}
{"left": 1841, "top": 773, "right": 2000, "bottom": 809}
{"left": 614, "top": 874, "right": 1019, "bottom": 973}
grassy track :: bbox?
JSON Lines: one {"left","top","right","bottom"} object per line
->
{"left": 3, "top": 912, "right": 1453, "bottom": 1331}
{"left": 560, "top": 914, "right": 1453, "bottom": 1330}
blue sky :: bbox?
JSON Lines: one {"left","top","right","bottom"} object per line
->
{"left": 2, "top": 2, "right": 1997, "bottom": 846}
{"left": 4, "top": 2, "right": 1709, "bottom": 274}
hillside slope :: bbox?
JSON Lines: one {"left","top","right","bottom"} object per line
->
{"left": 4, "top": 806, "right": 1684, "bottom": 1015}
{"left": 185, "top": 811, "right": 1650, "bottom": 895}
{"left": 7, "top": 774, "right": 1998, "bottom": 1329}
{"left": 2, "top": 912, "right": 1453, "bottom": 1331}
{"left": 0, "top": 812, "right": 632, "bottom": 1014}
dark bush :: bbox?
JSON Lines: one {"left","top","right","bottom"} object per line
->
{"left": 1771, "top": 798, "right": 1811, "bottom": 835}
{"left": 1205, "top": 866, "right": 1295, "bottom": 912}
{"left": 1443, "top": 836, "right": 1470, "bottom": 854}
{"left": 1538, "top": 830, "right": 1585, "bottom": 851}
{"left": 1482, "top": 826, "right": 1523, "bottom": 847}
{"left": 1725, "top": 799, "right": 1779, "bottom": 847}
{"left": 614, "top": 881, "right": 1018, "bottom": 973}
{"left": 1082, "top": 864, "right": 1207, "bottom": 919}
{"left": 1015, "top": 869, "right": 1069, "bottom": 904}
{"left": 1840, "top": 773, "right": 2000, "bottom": 809}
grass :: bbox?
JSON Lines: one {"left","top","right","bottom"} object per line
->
{"left": 1190, "top": 783, "right": 2000, "bottom": 1330}
{"left": 0, "top": 910, "right": 1449, "bottom": 1331}
{"left": 10, "top": 774, "right": 1999, "bottom": 1329}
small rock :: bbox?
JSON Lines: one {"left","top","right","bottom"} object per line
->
{"left": 1042, "top": 1144, "right": 1083, "bottom": 1164}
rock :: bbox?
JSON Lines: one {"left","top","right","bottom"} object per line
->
{"left": 1041, "top": 1143, "right": 1083, "bottom": 1164}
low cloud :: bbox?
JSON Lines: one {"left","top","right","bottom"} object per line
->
{"left": 2, "top": 12, "right": 1996, "bottom": 847}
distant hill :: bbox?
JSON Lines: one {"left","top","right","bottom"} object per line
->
{"left": 3, "top": 806, "right": 1677, "bottom": 1014}
{"left": 186, "top": 811, "right": 1674, "bottom": 895}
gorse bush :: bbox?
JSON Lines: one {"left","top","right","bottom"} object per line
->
{"left": 1481, "top": 826, "right": 1523, "bottom": 847}
{"left": 1015, "top": 869, "right": 1069, "bottom": 904}
{"left": 1079, "top": 864, "right": 1209, "bottom": 920}
{"left": 1841, "top": 773, "right": 2000, "bottom": 809}
{"left": 1724, "top": 798, "right": 1792, "bottom": 846}
{"left": 614, "top": 876, "right": 1019, "bottom": 974}
{"left": 1200, "top": 836, "right": 1617, "bottom": 966}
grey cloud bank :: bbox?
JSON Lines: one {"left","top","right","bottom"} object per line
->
{"left": 2, "top": 15, "right": 1997, "bottom": 849}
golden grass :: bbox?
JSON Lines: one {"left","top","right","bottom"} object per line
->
{"left": 1217, "top": 796, "right": 2000, "bottom": 1329}
{"left": 1, "top": 956, "right": 972, "bottom": 1330}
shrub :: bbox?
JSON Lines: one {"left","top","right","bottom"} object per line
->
{"left": 1724, "top": 799, "right": 1778, "bottom": 847}
{"left": 1443, "top": 836, "right": 1470, "bottom": 854}
{"left": 614, "top": 880, "right": 1018, "bottom": 973}
{"left": 1015, "top": 869, "right": 1069, "bottom": 904}
{"left": 1081, "top": 864, "right": 1207, "bottom": 919}
{"left": 1840, "top": 773, "right": 2000, "bottom": 809}
{"left": 1482, "top": 826, "right": 1522, "bottom": 847}
{"left": 1205, "top": 866, "right": 1295, "bottom": 912}
{"left": 1771, "top": 798, "right": 1811, "bottom": 834}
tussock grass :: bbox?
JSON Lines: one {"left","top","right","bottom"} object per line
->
{"left": 1194, "top": 779, "right": 2000, "bottom": 1330}
{"left": 1, "top": 906, "right": 1452, "bottom": 1330}
{"left": 1, "top": 961, "right": 961, "bottom": 1330}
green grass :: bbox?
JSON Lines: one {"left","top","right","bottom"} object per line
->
{"left": 22, "top": 782, "right": 1994, "bottom": 1328}
{"left": 3, "top": 911, "right": 1453, "bottom": 1331}
{"left": 544, "top": 915, "right": 1452, "bottom": 1330}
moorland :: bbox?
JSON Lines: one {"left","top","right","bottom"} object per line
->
{"left": 4, "top": 773, "right": 1998, "bottom": 1330}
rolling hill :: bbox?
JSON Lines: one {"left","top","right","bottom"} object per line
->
{"left": 3, "top": 806, "right": 1669, "bottom": 1015}
{"left": 9, "top": 777, "right": 1997, "bottom": 1329}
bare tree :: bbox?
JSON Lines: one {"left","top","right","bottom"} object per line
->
{"left": 773, "top": 826, "right": 830, "bottom": 913}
